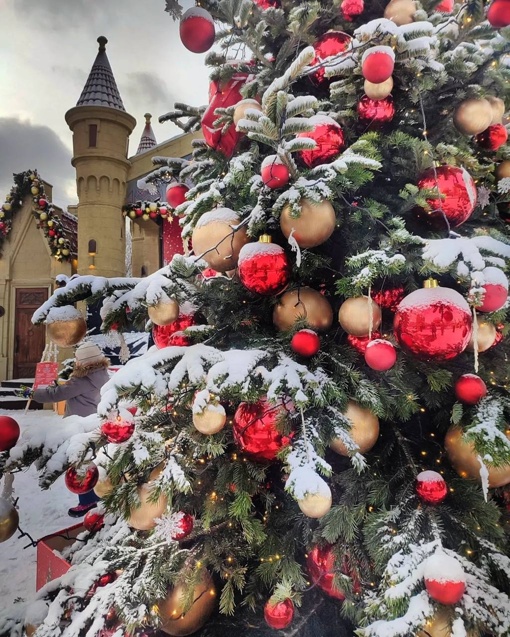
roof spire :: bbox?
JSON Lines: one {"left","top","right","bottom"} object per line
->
{"left": 97, "top": 35, "right": 108, "bottom": 51}
{"left": 136, "top": 113, "right": 157, "bottom": 154}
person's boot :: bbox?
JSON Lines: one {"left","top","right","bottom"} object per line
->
{"left": 68, "top": 502, "right": 97, "bottom": 518}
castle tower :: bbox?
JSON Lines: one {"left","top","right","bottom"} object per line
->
{"left": 65, "top": 36, "right": 136, "bottom": 276}
{"left": 136, "top": 113, "right": 157, "bottom": 154}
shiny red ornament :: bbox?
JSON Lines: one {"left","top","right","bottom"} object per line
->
{"left": 166, "top": 183, "right": 189, "bottom": 209}
{"left": 171, "top": 512, "right": 194, "bottom": 540}
{"left": 393, "top": 287, "right": 472, "bottom": 361}
{"left": 254, "top": 0, "right": 281, "bottom": 8}
{"left": 167, "top": 332, "right": 191, "bottom": 347}
{"left": 98, "top": 572, "right": 116, "bottom": 588}
{"left": 65, "top": 464, "right": 99, "bottom": 495}
{"left": 135, "top": 207, "right": 144, "bottom": 217}
{"left": 126, "top": 406, "right": 137, "bottom": 416}
{"left": 362, "top": 46, "right": 394, "bottom": 84}
{"left": 307, "top": 545, "right": 360, "bottom": 599}
{"left": 357, "top": 95, "right": 395, "bottom": 128}
{"left": 291, "top": 329, "right": 321, "bottom": 357}
{"left": 238, "top": 242, "right": 290, "bottom": 295}
{"left": 261, "top": 156, "right": 290, "bottom": 189}
{"left": 454, "top": 374, "right": 487, "bottom": 405}
{"left": 488, "top": 0, "right": 510, "bottom": 28}
{"left": 264, "top": 599, "right": 294, "bottom": 630}
{"left": 297, "top": 115, "right": 345, "bottom": 168}
{"left": 311, "top": 31, "right": 352, "bottom": 85}
{"left": 38, "top": 198, "right": 47, "bottom": 208}
{"left": 426, "top": 578, "right": 466, "bottom": 605}
{"left": 364, "top": 339, "right": 397, "bottom": 371}
{"left": 478, "top": 283, "right": 508, "bottom": 312}
{"left": 179, "top": 7, "right": 215, "bottom": 53}
{"left": 415, "top": 470, "right": 448, "bottom": 505}
{"left": 84, "top": 510, "right": 105, "bottom": 533}
{"left": 475, "top": 124, "right": 508, "bottom": 151}
{"left": 424, "top": 554, "right": 466, "bottom": 605}
{"left": 347, "top": 331, "right": 381, "bottom": 354}
{"left": 233, "top": 398, "right": 292, "bottom": 461}
{"left": 371, "top": 287, "right": 405, "bottom": 312}
{"left": 101, "top": 417, "right": 135, "bottom": 444}
{"left": 436, "top": 0, "right": 454, "bottom": 11}
{"left": 341, "top": 0, "right": 364, "bottom": 21}
{"left": 416, "top": 165, "right": 477, "bottom": 228}
{"left": 153, "top": 314, "right": 196, "bottom": 349}
{"left": 0, "top": 415, "right": 20, "bottom": 452}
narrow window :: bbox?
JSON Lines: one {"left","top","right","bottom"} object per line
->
{"left": 88, "top": 124, "right": 98, "bottom": 147}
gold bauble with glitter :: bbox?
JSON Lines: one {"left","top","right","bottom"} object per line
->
{"left": 487, "top": 96, "right": 505, "bottom": 124}
{"left": 0, "top": 499, "right": 19, "bottom": 543}
{"left": 496, "top": 160, "right": 510, "bottom": 180}
{"left": 364, "top": 77, "right": 394, "bottom": 100}
{"left": 193, "top": 405, "right": 227, "bottom": 435}
{"left": 158, "top": 570, "right": 217, "bottom": 636}
{"left": 444, "top": 427, "right": 510, "bottom": 488}
{"left": 93, "top": 474, "right": 115, "bottom": 498}
{"left": 297, "top": 491, "right": 332, "bottom": 519}
{"left": 467, "top": 321, "right": 497, "bottom": 353}
{"left": 280, "top": 198, "right": 336, "bottom": 249}
{"left": 384, "top": 0, "right": 416, "bottom": 25}
{"left": 128, "top": 463, "right": 168, "bottom": 531}
{"left": 233, "top": 99, "right": 262, "bottom": 125}
{"left": 338, "top": 296, "right": 382, "bottom": 337}
{"left": 25, "top": 625, "right": 38, "bottom": 637}
{"left": 47, "top": 317, "right": 87, "bottom": 347}
{"left": 148, "top": 299, "right": 180, "bottom": 326}
{"left": 453, "top": 98, "right": 493, "bottom": 136}
{"left": 191, "top": 209, "right": 249, "bottom": 272}
{"left": 330, "top": 401, "right": 380, "bottom": 456}
{"left": 273, "top": 287, "right": 333, "bottom": 332}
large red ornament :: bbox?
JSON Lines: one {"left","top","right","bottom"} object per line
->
{"left": 171, "top": 512, "right": 194, "bottom": 541}
{"left": 415, "top": 470, "right": 448, "bottom": 505}
{"left": 416, "top": 165, "right": 477, "bottom": 228}
{"left": 311, "top": 31, "right": 352, "bottom": 85}
{"left": 0, "top": 416, "right": 20, "bottom": 452}
{"left": 101, "top": 415, "right": 135, "bottom": 444}
{"left": 364, "top": 339, "right": 397, "bottom": 371}
{"left": 475, "top": 124, "right": 508, "bottom": 151}
{"left": 166, "top": 183, "right": 189, "bottom": 209}
{"left": 341, "top": 0, "right": 364, "bottom": 21}
{"left": 261, "top": 156, "right": 290, "bottom": 189}
{"left": 233, "top": 398, "right": 293, "bottom": 461}
{"left": 264, "top": 599, "right": 294, "bottom": 630}
{"left": 488, "top": 0, "right": 510, "bottom": 28}
{"left": 393, "top": 285, "right": 472, "bottom": 361}
{"left": 254, "top": 0, "right": 281, "bottom": 8}
{"left": 238, "top": 241, "right": 290, "bottom": 295}
{"left": 306, "top": 545, "right": 359, "bottom": 600}
{"left": 297, "top": 115, "right": 345, "bottom": 167}
{"left": 347, "top": 331, "right": 381, "bottom": 354}
{"left": 153, "top": 314, "right": 196, "bottom": 349}
{"left": 65, "top": 464, "right": 99, "bottom": 495}
{"left": 84, "top": 510, "right": 105, "bottom": 533}
{"left": 371, "top": 287, "right": 405, "bottom": 312}
{"left": 454, "top": 374, "right": 487, "bottom": 405}
{"left": 362, "top": 46, "right": 395, "bottom": 84}
{"left": 423, "top": 554, "right": 466, "bottom": 605}
{"left": 477, "top": 267, "right": 508, "bottom": 312}
{"left": 357, "top": 95, "right": 395, "bottom": 128}
{"left": 291, "top": 329, "right": 321, "bottom": 357}
{"left": 179, "top": 7, "right": 215, "bottom": 53}
{"left": 436, "top": 0, "right": 454, "bottom": 11}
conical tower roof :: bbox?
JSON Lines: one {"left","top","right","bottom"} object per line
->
{"left": 76, "top": 36, "right": 126, "bottom": 111}
{"left": 136, "top": 113, "right": 157, "bottom": 154}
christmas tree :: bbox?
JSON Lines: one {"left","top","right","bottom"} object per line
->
{"left": 1, "top": 0, "right": 510, "bottom": 636}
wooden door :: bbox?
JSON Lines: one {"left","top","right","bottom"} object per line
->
{"left": 13, "top": 288, "right": 48, "bottom": 379}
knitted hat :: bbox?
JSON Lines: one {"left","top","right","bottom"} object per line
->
{"left": 75, "top": 342, "right": 105, "bottom": 367}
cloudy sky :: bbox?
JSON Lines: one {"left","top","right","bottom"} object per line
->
{"left": 0, "top": 0, "right": 211, "bottom": 207}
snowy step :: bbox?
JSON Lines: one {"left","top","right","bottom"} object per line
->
{"left": 0, "top": 396, "right": 42, "bottom": 410}
{"left": 1, "top": 378, "right": 35, "bottom": 389}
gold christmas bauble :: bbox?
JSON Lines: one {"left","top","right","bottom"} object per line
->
{"left": 384, "top": 0, "right": 416, "bottom": 25}
{"left": 2, "top": 202, "right": 11, "bottom": 212}
{"left": 193, "top": 405, "right": 227, "bottom": 435}
{"left": 47, "top": 317, "right": 87, "bottom": 348}
{"left": 453, "top": 98, "right": 493, "bottom": 136}
{"left": 148, "top": 299, "right": 180, "bottom": 326}
{"left": 280, "top": 198, "right": 336, "bottom": 249}
{"left": 298, "top": 490, "right": 332, "bottom": 518}
{"left": 467, "top": 321, "right": 497, "bottom": 353}
{"left": 364, "top": 77, "right": 394, "bottom": 100}
{"left": 30, "top": 186, "right": 39, "bottom": 196}
{"left": 128, "top": 463, "right": 168, "bottom": 531}
{"left": 0, "top": 500, "right": 19, "bottom": 543}
{"left": 25, "top": 624, "right": 38, "bottom": 637}
{"left": 330, "top": 401, "right": 380, "bottom": 456}
{"left": 445, "top": 427, "right": 510, "bottom": 488}
{"left": 416, "top": 607, "right": 479, "bottom": 637}
{"left": 338, "top": 296, "right": 382, "bottom": 337}
{"left": 496, "top": 160, "right": 510, "bottom": 180}
{"left": 487, "top": 96, "right": 505, "bottom": 124}
{"left": 191, "top": 209, "right": 249, "bottom": 272}
{"left": 233, "top": 99, "right": 262, "bottom": 125}
{"left": 93, "top": 474, "right": 114, "bottom": 498}
{"left": 273, "top": 287, "right": 333, "bottom": 332}
{"left": 159, "top": 570, "right": 217, "bottom": 636}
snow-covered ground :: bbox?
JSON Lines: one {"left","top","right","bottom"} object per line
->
{"left": 0, "top": 409, "right": 75, "bottom": 609}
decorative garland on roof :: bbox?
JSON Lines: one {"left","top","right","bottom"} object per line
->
{"left": 122, "top": 200, "right": 175, "bottom": 223}
{"left": 0, "top": 170, "right": 73, "bottom": 261}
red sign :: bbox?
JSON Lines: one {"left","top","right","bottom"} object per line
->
{"left": 34, "top": 362, "right": 59, "bottom": 389}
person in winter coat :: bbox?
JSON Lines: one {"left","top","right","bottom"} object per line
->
{"left": 31, "top": 342, "right": 110, "bottom": 517}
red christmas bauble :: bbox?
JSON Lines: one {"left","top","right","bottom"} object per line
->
{"left": 171, "top": 512, "right": 194, "bottom": 540}
{"left": 261, "top": 156, "right": 290, "bottom": 189}
{"left": 415, "top": 470, "right": 448, "bottom": 505}
{"left": 341, "top": 0, "right": 364, "bottom": 21}
{"left": 167, "top": 333, "right": 191, "bottom": 347}
{"left": 477, "top": 267, "right": 509, "bottom": 311}
{"left": 264, "top": 599, "right": 294, "bottom": 630}
{"left": 297, "top": 115, "right": 345, "bottom": 168}
{"left": 98, "top": 572, "right": 116, "bottom": 588}
{"left": 291, "top": 329, "right": 321, "bottom": 357}
{"left": 254, "top": 0, "right": 281, "bottom": 8}
{"left": 311, "top": 31, "right": 352, "bottom": 85}
{"left": 362, "top": 46, "right": 395, "bottom": 84}
{"left": 423, "top": 554, "right": 466, "bottom": 604}
{"left": 84, "top": 510, "right": 105, "bottom": 533}
{"left": 364, "top": 339, "right": 397, "bottom": 371}
{"left": 371, "top": 287, "right": 405, "bottom": 312}
{"left": 153, "top": 314, "right": 196, "bottom": 349}
{"left": 101, "top": 416, "right": 135, "bottom": 444}
{"left": 357, "top": 95, "right": 395, "bottom": 128}
{"left": 347, "top": 331, "right": 381, "bottom": 354}
{"left": 436, "top": 0, "right": 454, "bottom": 11}
{"left": 416, "top": 165, "right": 477, "bottom": 228}
{"left": 166, "top": 183, "right": 189, "bottom": 209}
{"left": 0, "top": 415, "right": 20, "bottom": 452}
{"left": 475, "top": 124, "right": 508, "bottom": 151}
{"left": 179, "top": 7, "right": 215, "bottom": 53}
{"left": 454, "top": 374, "right": 487, "bottom": 405}
{"left": 38, "top": 198, "right": 47, "bottom": 208}
{"left": 238, "top": 241, "right": 290, "bottom": 295}
{"left": 65, "top": 464, "right": 99, "bottom": 494}
{"left": 306, "top": 545, "right": 358, "bottom": 600}
{"left": 488, "top": 0, "right": 510, "bottom": 28}
{"left": 135, "top": 207, "right": 144, "bottom": 217}
{"left": 393, "top": 286, "right": 472, "bottom": 361}
{"left": 233, "top": 398, "right": 292, "bottom": 461}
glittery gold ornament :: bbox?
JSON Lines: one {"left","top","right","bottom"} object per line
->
{"left": 93, "top": 474, "right": 114, "bottom": 498}
{"left": 191, "top": 209, "right": 249, "bottom": 272}
{"left": 193, "top": 404, "right": 227, "bottom": 435}
{"left": 444, "top": 427, "right": 510, "bottom": 488}
{"left": 25, "top": 624, "right": 38, "bottom": 637}
{"left": 496, "top": 160, "right": 510, "bottom": 180}
{"left": 158, "top": 570, "right": 217, "bottom": 636}
{"left": 416, "top": 607, "right": 479, "bottom": 637}
{"left": 453, "top": 98, "right": 493, "bottom": 136}
{"left": 0, "top": 499, "right": 19, "bottom": 543}
{"left": 148, "top": 299, "right": 180, "bottom": 326}
{"left": 280, "top": 198, "right": 336, "bottom": 249}
{"left": 487, "top": 96, "right": 506, "bottom": 124}
{"left": 330, "top": 401, "right": 380, "bottom": 456}
{"left": 273, "top": 287, "right": 333, "bottom": 332}
{"left": 384, "top": 0, "right": 416, "bottom": 25}
{"left": 467, "top": 321, "right": 497, "bottom": 353}
{"left": 233, "top": 99, "right": 262, "bottom": 125}
{"left": 364, "top": 77, "right": 394, "bottom": 100}
{"left": 338, "top": 296, "right": 382, "bottom": 337}
{"left": 298, "top": 490, "right": 332, "bottom": 518}
{"left": 128, "top": 463, "right": 168, "bottom": 531}
{"left": 47, "top": 317, "right": 87, "bottom": 347}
